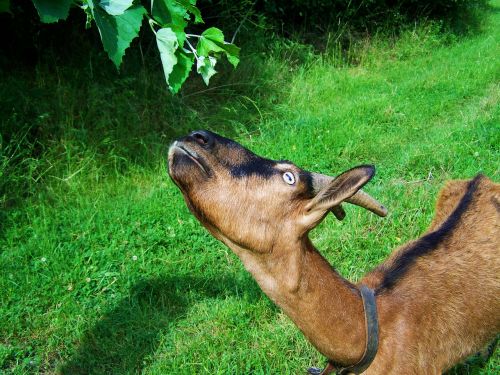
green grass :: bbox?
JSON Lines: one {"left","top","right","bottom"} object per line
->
{"left": 1, "top": 1, "right": 499, "bottom": 374}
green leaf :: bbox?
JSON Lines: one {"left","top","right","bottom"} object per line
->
{"left": 201, "top": 27, "right": 224, "bottom": 41}
{"left": 196, "top": 27, "right": 224, "bottom": 56}
{"left": 83, "top": 4, "right": 93, "bottom": 28}
{"left": 152, "top": 0, "right": 187, "bottom": 28}
{"left": 32, "top": 0, "right": 72, "bottom": 23}
{"left": 100, "top": 0, "right": 134, "bottom": 16}
{"left": 168, "top": 50, "right": 194, "bottom": 94}
{"left": 88, "top": 1, "right": 146, "bottom": 68}
{"left": 161, "top": 23, "right": 186, "bottom": 46}
{"left": 155, "top": 28, "right": 179, "bottom": 87}
{"left": 152, "top": 0, "right": 202, "bottom": 26}
{"left": 0, "top": 0, "right": 10, "bottom": 13}
{"left": 226, "top": 54, "right": 239, "bottom": 68}
{"left": 197, "top": 27, "right": 240, "bottom": 68}
{"left": 151, "top": 0, "right": 202, "bottom": 58}
{"left": 155, "top": 26, "right": 194, "bottom": 93}
{"left": 176, "top": 0, "right": 203, "bottom": 23}
{"left": 220, "top": 43, "right": 240, "bottom": 68}
{"left": 196, "top": 55, "right": 217, "bottom": 85}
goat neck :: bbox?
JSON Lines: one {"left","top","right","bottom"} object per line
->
{"left": 220, "top": 229, "right": 367, "bottom": 366}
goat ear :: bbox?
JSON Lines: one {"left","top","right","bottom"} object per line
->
{"left": 305, "top": 165, "right": 375, "bottom": 214}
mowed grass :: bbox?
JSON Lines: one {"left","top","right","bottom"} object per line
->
{"left": 1, "top": 2, "right": 499, "bottom": 374}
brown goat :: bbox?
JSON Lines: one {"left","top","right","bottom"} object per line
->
{"left": 168, "top": 130, "right": 500, "bottom": 374}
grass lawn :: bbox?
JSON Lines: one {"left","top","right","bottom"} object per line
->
{"left": 0, "top": 1, "right": 499, "bottom": 374}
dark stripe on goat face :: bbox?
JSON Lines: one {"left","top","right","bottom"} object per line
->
{"left": 298, "top": 170, "right": 315, "bottom": 198}
{"left": 210, "top": 131, "right": 241, "bottom": 148}
{"left": 375, "top": 174, "right": 483, "bottom": 295}
{"left": 229, "top": 157, "right": 278, "bottom": 179}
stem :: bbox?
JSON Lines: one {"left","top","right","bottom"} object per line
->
{"left": 145, "top": 14, "right": 161, "bottom": 32}
{"left": 185, "top": 37, "right": 199, "bottom": 59}
{"left": 182, "top": 82, "right": 255, "bottom": 98}
{"left": 231, "top": 0, "right": 257, "bottom": 44}
{"left": 147, "top": 18, "right": 157, "bottom": 34}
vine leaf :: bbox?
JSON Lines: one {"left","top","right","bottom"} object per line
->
{"left": 156, "top": 28, "right": 179, "bottom": 87}
{"left": 100, "top": 0, "right": 134, "bottom": 16}
{"left": 168, "top": 50, "right": 194, "bottom": 94}
{"left": 151, "top": 0, "right": 200, "bottom": 46}
{"left": 196, "top": 56, "right": 217, "bottom": 85}
{"left": 32, "top": 0, "right": 237, "bottom": 94}
{"left": 155, "top": 27, "right": 195, "bottom": 93}
{"left": 152, "top": 0, "right": 187, "bottom": 28}
{"left": 176, "top": 0, "right": 203, "bottom": 23}
{"left": 87, "top": 0, "right": 146, "bottom": 69}
{"left": 160, "top": 23, "right": 186, "bottom": 46}
{"left": 32, "top": 0, "right": 72, "bottom": 23}
{"left": 196, "top": 27, "right": 240, "bottom": 68}
{"left": 221, "top": 43, "right": 240, "bottom": 68}
{"left": 196, "top": 27, "right": 223, "bottom": 55}
{"left": 152, "top": 0, "right": 203, "bottom": 26}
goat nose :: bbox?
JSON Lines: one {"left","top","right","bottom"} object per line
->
{"left": 190, "top": 130, "right": 213, "bottom": 147}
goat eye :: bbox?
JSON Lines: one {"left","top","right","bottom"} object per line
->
{"left": 282, "top": 172, "right": 296, "bottom": 185}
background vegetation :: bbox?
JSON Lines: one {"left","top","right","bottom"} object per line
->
{"left": 0, "top": 0, "right": 498, "bottom": 373}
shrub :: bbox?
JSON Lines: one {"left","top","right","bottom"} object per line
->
{"left": 258, "top": 0, "right": 488, "bottom": 33}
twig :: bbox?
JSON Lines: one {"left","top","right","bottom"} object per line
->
{"left": 182, "top": 82, "right": 255, "bottom": 98}
{"left": 185, "top": 37, "right": 199, "bottom": 59}
{"left": 231, "top": 0, "right": 257, "bottom": 44}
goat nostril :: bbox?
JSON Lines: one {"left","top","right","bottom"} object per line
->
{"left": 191, "top": 130, "right": 211, "bottom": 146}
{"left": 194, "top": 133, "right": 207, "bottom": 144}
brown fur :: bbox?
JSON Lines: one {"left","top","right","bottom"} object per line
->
{"left": 363, "top": 178, "right": 500, "bottom": 373}
{"left": 168, "top": 131, "right": 500, "bottom": 374}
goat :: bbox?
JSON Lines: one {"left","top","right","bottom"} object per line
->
{"left": 168, "top": 130, "right": 500, "bottom": 374}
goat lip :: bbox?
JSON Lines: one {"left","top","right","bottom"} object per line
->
{"left": 171, "top": 143, "right": 210, "bottom": 176}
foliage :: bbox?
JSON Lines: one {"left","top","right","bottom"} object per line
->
{"left": 16, "top": 0, "right": 240, "bottom": 93}
{"left": 32, "top": 0, "right": 72, "bottom": 22}
{"left": 0, "top": 0, "right": 487, "bottom": 94}
{"left": 260, "top": 0, "right": 489, "bottom": 34}
{"left": 0, "top": 0, "right": 9, "bottom": 13}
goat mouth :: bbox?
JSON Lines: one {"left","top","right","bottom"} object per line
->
{"left": 170, "top": 142, "right": 210, "bottom": 176}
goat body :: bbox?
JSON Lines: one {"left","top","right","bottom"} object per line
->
{"left": 363, "top": 177, "right": 500, "bottom": 373}
{"left": 168, "top": 130, "right": 500, "bottom": 374}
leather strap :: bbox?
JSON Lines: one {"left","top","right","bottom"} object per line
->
{"left": 307, "top": 285, "right": 379, "bottom": 375}
{"left": 337, "top": 285, "right": 379, "bottom": 374}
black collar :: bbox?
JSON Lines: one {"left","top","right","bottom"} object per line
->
{"left": 337, "top": 285, "right": 379, "bottom": 374}
{"left": 308, "top": 285, "right": 380, "bottom": 375}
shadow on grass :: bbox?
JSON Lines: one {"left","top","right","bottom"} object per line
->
{"left": 59, "top": 272, "right": 497, "bottom": 374}
{"left": 59, "top": 274, "right": 264, "bottom": 375}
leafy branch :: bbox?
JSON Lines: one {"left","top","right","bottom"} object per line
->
{"left": 23, "top": 0, "right": 240, "bottom": 94}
